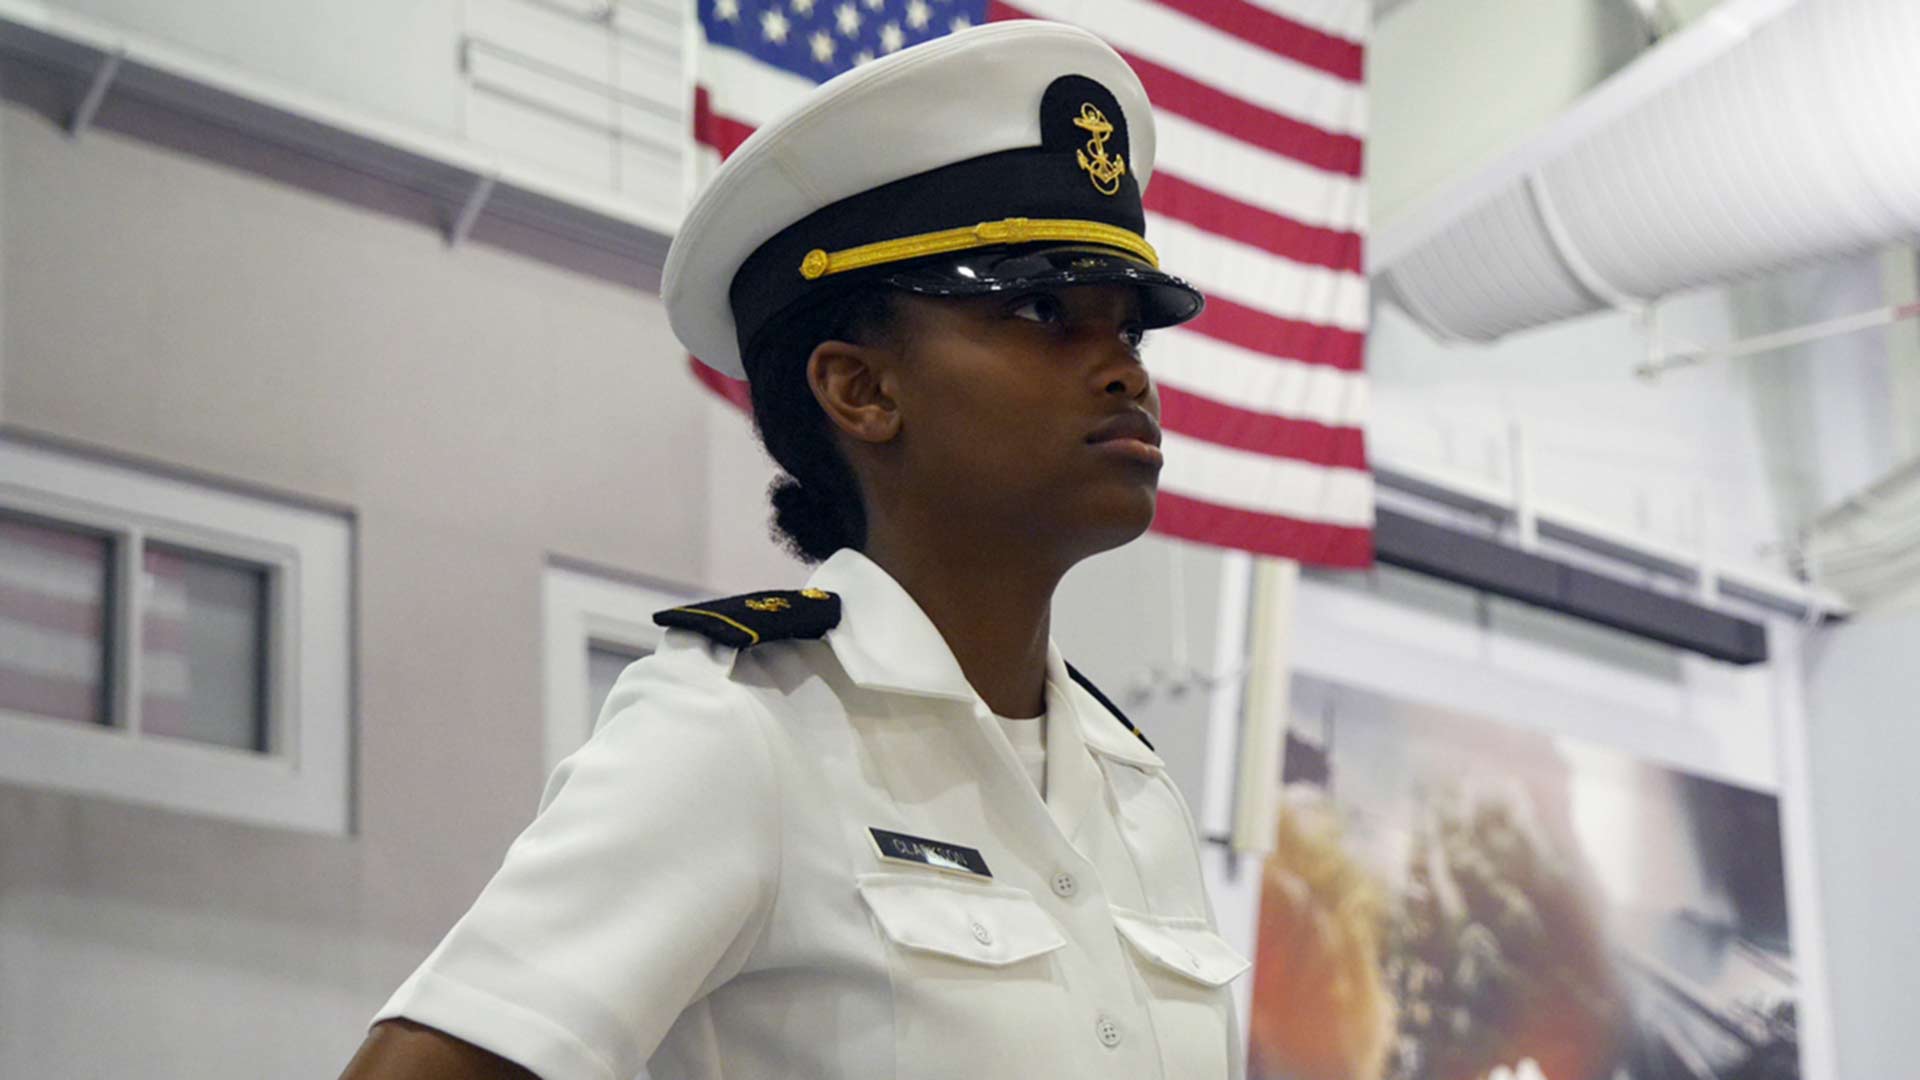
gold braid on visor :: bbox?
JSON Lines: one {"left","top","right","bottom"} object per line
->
{"left": 798, "top": 217, "right": 1159, "bottom": 281}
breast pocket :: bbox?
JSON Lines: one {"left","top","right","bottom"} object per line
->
{"left": 857, "top": 873, "right": 1079, "bottom": 1080}
{"left": 1112, "top": 907, "right": 1250, "bottom": 1079}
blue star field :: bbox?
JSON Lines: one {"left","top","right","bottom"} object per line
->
{"left": 700, "top": 0, "right": 991, "bottom": 84}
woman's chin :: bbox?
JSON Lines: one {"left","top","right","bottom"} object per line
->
{"left": 1072, "top": 484, "right": 1159, "bottom": 553}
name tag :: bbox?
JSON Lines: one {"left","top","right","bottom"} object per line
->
{"left": 868, "top": 827, "right": 993, "bottom": 880}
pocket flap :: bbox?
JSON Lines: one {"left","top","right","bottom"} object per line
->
{"left": 1112, "top": 909, "right": 1251, "bottom": 988}
{"left": 857, "top": 873, "right": 1068, "bottom": 968}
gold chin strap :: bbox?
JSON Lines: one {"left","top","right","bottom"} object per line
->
{"left": 798, "top": 217, "right": 1158, "bottom": 281}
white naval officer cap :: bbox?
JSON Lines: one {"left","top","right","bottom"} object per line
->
{"left": 661, "top": 18, "right": 1205, "bottom": 381}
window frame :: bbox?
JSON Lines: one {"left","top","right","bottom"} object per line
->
{"left": 541, "top": 559, "right": 690, "bottom": 778}
{"left": 0, "top": 437, "right": 352, "bottom": 835}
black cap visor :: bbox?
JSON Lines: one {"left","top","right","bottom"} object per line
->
{"left": 881, "top": 244, "right": 1205, "bottom": 329}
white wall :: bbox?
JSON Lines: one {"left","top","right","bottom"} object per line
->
{"left": 0, "top": 66, "right": 712, "bottom": 1076}
{"left": 1370, "top": 0, "right": 1646, "bottom": 228}
{"left": 1800, "top": 607, "right": 1920, "bottom": 1080}
{"left": 39, "top": 0, "right": 471, "bottom": 134}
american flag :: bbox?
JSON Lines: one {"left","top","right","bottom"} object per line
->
{"left": 690, "top": 0, "right": 1372, "bottom": 567}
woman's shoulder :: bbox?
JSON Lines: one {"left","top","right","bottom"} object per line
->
{"left": 579, "top": 585, "right": 847, "bottom": 735}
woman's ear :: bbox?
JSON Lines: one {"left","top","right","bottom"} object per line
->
{"left": 807, "top": 340, "right": 902, "bottom": 445}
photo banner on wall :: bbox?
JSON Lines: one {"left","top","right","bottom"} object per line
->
{"left": 1247, "top": 675, "right": 1803, "bottom": 1080}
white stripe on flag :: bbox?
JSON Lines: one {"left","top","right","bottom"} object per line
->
{"left": 1161, "top": 432, "right": 1374, "bottom": 526}
{"left": 698, "top": 47, "right": 1369, "bottom": 235}
{"left": 698, "top": 44, "right": 819, "bottom": 129}
{"left": 1147, "top": 213, "right": 1370, "bottom": 332}
{"left": 1244, "top": 0, "right": 1372, "bottom": 43}
{"left": 1148, "top": 327, "right": 1370, "bottom": 427}
{"left": 1010, "top": 0, "right": 1367, "bottom": 136}
{"left": 1153, "top": 113, "right": 1366, "bottom": 233}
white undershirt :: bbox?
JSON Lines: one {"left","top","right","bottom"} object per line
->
{"left": 993, "top": 711, "right": 1047, "bottom": 798}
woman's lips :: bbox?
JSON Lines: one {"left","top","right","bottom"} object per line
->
{"left": 1087, "top": 410, "right": 1164, "bottom": 468}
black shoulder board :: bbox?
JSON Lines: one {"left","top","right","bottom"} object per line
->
{"left": 653, "top": 588, "right": 842, "bottom": 650}
{"left": 1065, "top": 662, "right": 1154, "bottom": 752}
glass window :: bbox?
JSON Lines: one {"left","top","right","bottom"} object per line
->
{"left": 140, "top": 544, "right": 270, "bottom": 752}
{"left": 543, "top": 564, "right": 685, "bottom": 776}
{"left": 0, "top": 438, "right": 351, "bottom": 834}
{"left": 0, "top": 513, "right": 114, "bottom": 728}
{"left": 586, "top": 642, "right": 647, "bottom": 733}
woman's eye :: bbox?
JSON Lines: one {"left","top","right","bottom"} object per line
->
{"left": 1010, "top": 294, "right": 1065, "bottom": 325}
{"left": 1121, "top": 324, "right": 1146, "bottom": 350}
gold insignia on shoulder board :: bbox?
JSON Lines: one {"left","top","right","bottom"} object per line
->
{"left": 800, "top": 588, "right": 831, "bottom": 600}
{"left": 744, "top": 596, "right": 792, "bottom": 612}
{"left": 1073, "top": 103, "right": 1127, "bottom": 196}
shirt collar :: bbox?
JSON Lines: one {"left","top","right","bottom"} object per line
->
{"left": 808, "top": 549, "right": 1166, "bottom": 770}
{"left": 1048, "top": 644, "right": 1163, "bottom": 770}
{"left": 807, "top": 548, "right": 976, "bottom": 702}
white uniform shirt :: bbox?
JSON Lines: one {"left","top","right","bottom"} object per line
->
{"left": 993, "top": 711, "right": 1047, "bottom": 796}
{"left": 374, "top": 548, "right": 1249, "bottom": 1080}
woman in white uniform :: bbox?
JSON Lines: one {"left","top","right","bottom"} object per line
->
{"left": 341, "top": 19, "right": 1249, "bottom": 1080}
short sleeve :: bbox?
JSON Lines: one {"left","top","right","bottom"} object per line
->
{"left": 374, "top": 638, "right": 780, "bottom": 1080}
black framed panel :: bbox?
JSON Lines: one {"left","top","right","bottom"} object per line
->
{"left": 1373, "top": 509, "right": 1769, "bottom": 665}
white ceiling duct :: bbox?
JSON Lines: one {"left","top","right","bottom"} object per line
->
{"left": 1380, "top": 0, "right": 1920, "bottom": 341}
{"left": 1803, "top": 454, "right": 1920, "bottom": 612}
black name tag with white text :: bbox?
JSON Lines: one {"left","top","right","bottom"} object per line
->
{"left": 868, "top": 827, "right": 993, "bottom": 880}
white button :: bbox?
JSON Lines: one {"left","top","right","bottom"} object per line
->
{"left": 970, "top": 920, "right": 993, "bottom": 945}
{"left": 1095, "top": 1015, "right": 1122, "bottom": 1048}
{"left": 1051, "top": 871, "right": 1078, "bottom": 898}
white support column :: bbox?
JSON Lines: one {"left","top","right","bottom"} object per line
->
{"left": 1509, "top": 421, "right": 1538, "bottom": 550}
{"left": 1883, "top": 246, "right": 1920, "bottom": 463}
{"left": 1230, "top": 557, "right": 1300, "bottom": 858}
{"left": 1200, "top": 550, "right": 1254, "bottom": 843}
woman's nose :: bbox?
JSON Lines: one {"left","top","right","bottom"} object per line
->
{"left": 1100, "top": 354, "right": 1150, "bottom": 401}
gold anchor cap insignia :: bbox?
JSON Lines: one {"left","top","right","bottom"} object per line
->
{"left": 1072, "top": 103, "right": 1126, "bottom": 196}
{"left": 744, "top": 596, "right": 792, "bottom": 612}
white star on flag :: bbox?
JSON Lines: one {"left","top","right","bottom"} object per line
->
{"left": 905, "top": 0, "right": 931, "bottom": 30}
{"left": 809, "top": 29, "right": 835, "bottom": 63}
{"left": 791, "top": 0, "right": 815, "bottom": 14}
{"left": 835, "top": 2, "right": 860, "bottom": 36}
{"left": 878, "top": 20, "right": 904, "bottom": 52}
{"left": 853, "top": 48, "right": 874, "bottom": 65}
{"left": 760, "top": 8, "right": 789, "bottom": 43}
{"left": 948, "top": 14, "right": 970, "bottom": 32}
{"left": 863, "top": 0, "right": 883, "bottom": 11}
{"left": 713, "top": 0, "right": 739, "bottom": 21}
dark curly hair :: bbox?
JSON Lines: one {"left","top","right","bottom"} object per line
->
{"left": 742, "top": 287, "right": 899, "bottom": 563}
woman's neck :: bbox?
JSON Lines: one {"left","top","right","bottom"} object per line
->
{"left": 860, "top": 533, "right": 1062, "bottom": 719}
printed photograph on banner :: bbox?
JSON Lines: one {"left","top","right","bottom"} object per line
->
{"left": 1247, "top": 676, "right": 1801, "bottom": 1080}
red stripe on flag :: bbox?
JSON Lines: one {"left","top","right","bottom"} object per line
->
{"left": 1184, "top": 295, "right": 1366, "bottom": 370}
{"left": 690, "top": 355, "right": 753, "bottom": 409}
{"left": 693, "top": 87, "right": 756, "bottom": 160}
{"left": 1156, "top": 386, "right": 1367, "bottom": 470}
{"left": 1151, "top": 0, "right": 1364, "bottom": 83}
{"left": 1153, "top": 490, "right": 1374, "bottom": 566}
{"left": 989, "top": 2, "right": 1362, "bottom": 178}
{"left": 1145, "top": 170, "right": 1363, "bottom": 273}
{"left": 1123, "top": 49, "right": 1362, "bottom": 177}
